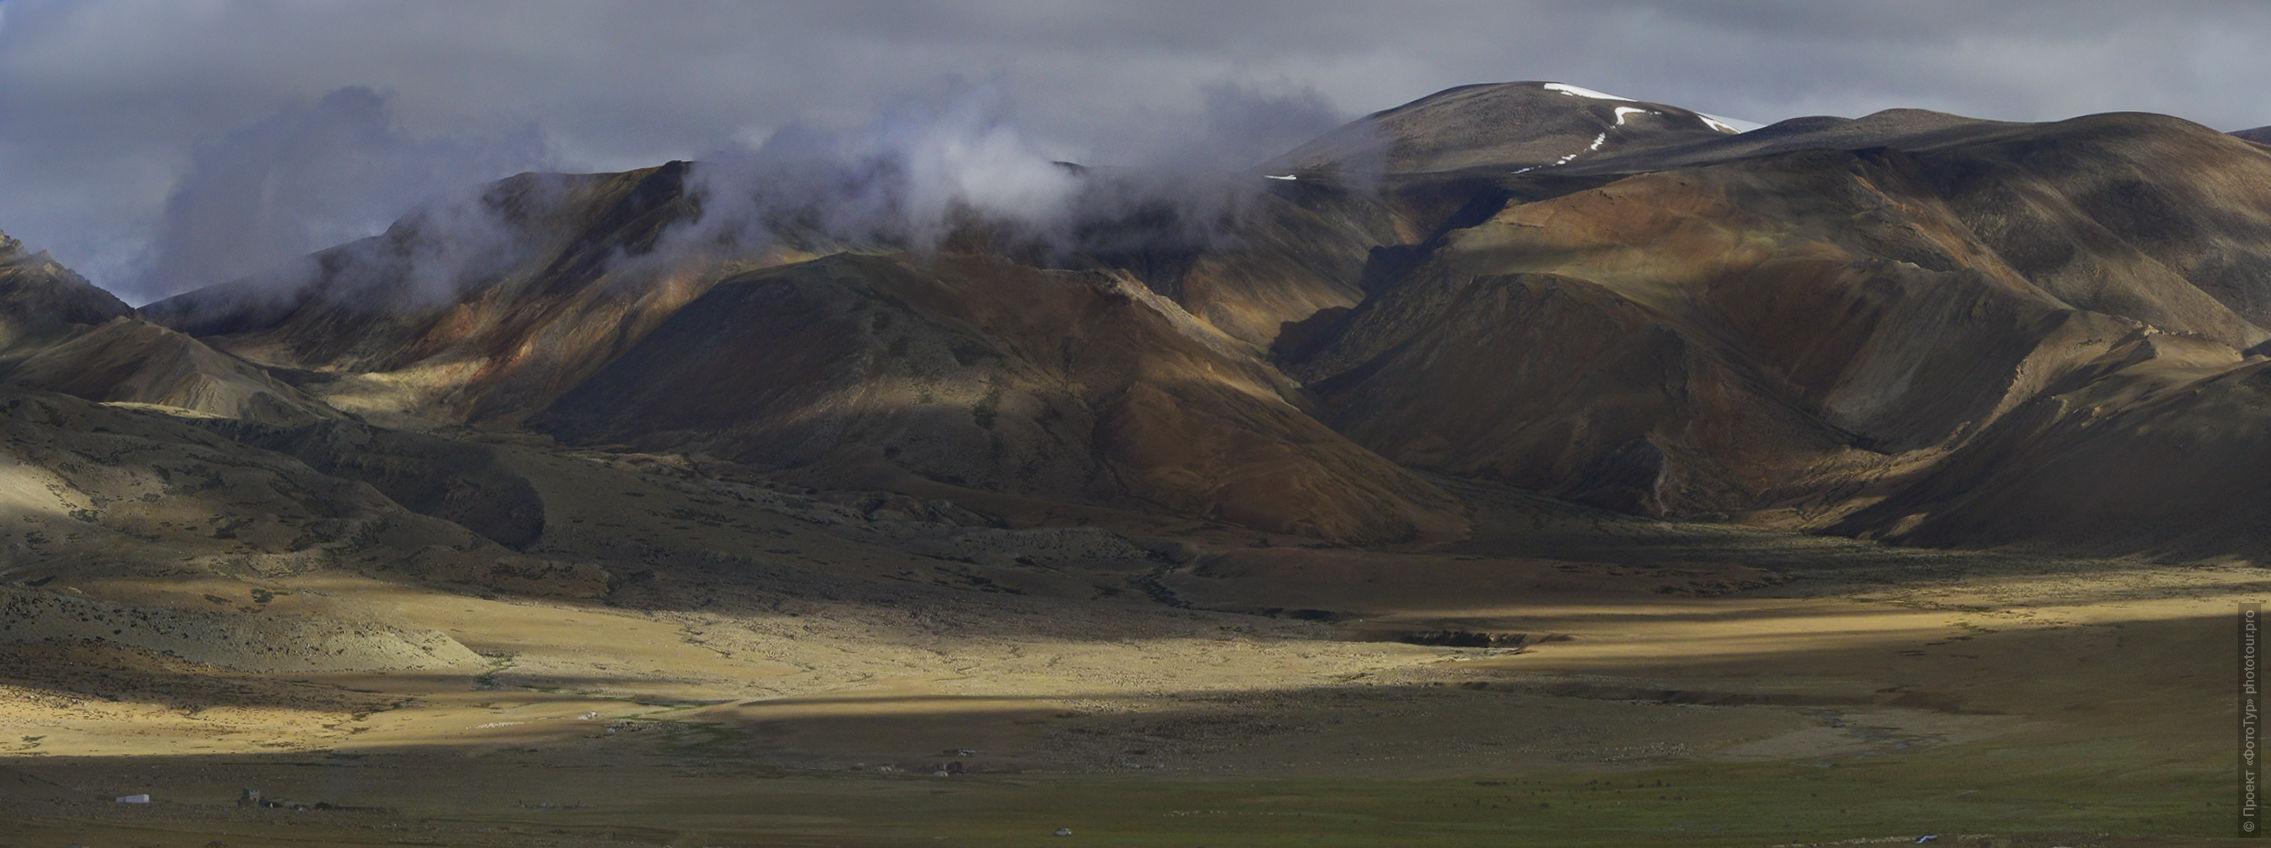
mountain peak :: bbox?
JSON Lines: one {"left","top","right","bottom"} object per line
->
{"left": 1266, "top": 81, "right": 1737, "bottom": 176}
{"left": 0, "top": 233, "right": 135, "bottom": 349}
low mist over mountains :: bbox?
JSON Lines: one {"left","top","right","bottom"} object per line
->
{"left": 9, "top": 80, "right": 2271, "bottom": 564}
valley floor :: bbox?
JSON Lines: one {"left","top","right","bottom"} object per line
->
{"left": 0, "top": 450, "right": 2257, "bottom": 846}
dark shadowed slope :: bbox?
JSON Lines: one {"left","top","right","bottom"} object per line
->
{"left": 1834, "top": 331, "right": 2271, "bottom": 559}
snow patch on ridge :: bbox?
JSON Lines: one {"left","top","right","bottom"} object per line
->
{"left": 1263, "top": 174, "right": 1299, "bottom": 181}
{"left": 1528, "top": 131, "right": 1611, "bottom": 172}
{"left": 1698, "top": 113, "right": 1762, "bottom": 134}
{"left": 1542, "top": 83, "right": 1637, "bottom": 103}
{"left": 1613, "top": 106, "right": 1651, "bottom": 126}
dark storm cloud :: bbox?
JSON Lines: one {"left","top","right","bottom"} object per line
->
{"left": 0, "top": 0, "right": 2264, "bottom": 301}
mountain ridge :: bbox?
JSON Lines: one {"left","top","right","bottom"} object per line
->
{"left": 49, "top": 81, "right": 2271, "bottom": 559}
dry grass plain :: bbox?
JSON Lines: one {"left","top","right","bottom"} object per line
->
{"left": 0, "top": 443, "right": 2258, "bottom": 846}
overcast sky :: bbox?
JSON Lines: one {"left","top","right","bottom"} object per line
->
{"left": 2, "top": 0, "right": 2266, "bottom": 301}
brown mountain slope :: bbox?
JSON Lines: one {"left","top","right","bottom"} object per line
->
{"left": 0, "top": 231, "right": 337, "bottom": 425}
{"left": 1079, "top": 178, "right": 1410, "bottom": 348}
{"left": 145, "top": 165, "right": 725, "bottom": 424}
{"left": 1572, "top": 108, "right": 2016, "bottom": 174}
{"left": 0, "top": 231, "right": 132, "bottom": 353}
{"left": 1835, "top": 331, "right": 2271, "bottom": 559}
{"left": 7, "top": 318, "right": 338, "bottom": 426}
{"left": 1287, "top": 267, "right": 1858, "bottom": 515}
{"left": 0, "top": 241, "right": 566, "bottom": 570}
{"left": 134, "top": 164, "right": 1453, "bottom": 540}
{"left": 1558, "top": 112, "right": 2271, "bottom": 346}
{"left": 1904, "top": 113, "right": 2271, "bottom": 337}
{"left": 0, "top": 386, "right": 495, "bottom": 577}
{"left": 146, "top": 161, "right": 1401, "bottom": 416}
{"left": 529, "top": 251, "right": 1453, "bottom": 541}
{"left": 1283, "top": 112, "right": 2271, "bottom": 522}
{"left": 533, "top": 252, "right": 1465, "bottom": 544}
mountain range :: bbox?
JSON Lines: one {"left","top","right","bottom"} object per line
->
{"left": 10, "top": 80, "right": 2271, "bottom": 568}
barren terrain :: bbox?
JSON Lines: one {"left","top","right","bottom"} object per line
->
{"left": 0, "top": 438, "right": 2251, "bottom": 845}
